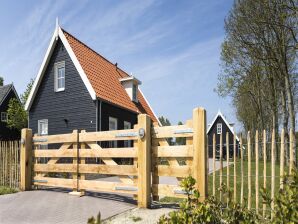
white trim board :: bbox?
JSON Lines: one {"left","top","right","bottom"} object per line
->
{"left": 207, "top": 110, "right": 239, "bottom": 141}
{"left": 25, "top": 26, "right": 96, "bottom": 111}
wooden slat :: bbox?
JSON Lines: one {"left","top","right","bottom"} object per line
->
{"left": 33, "top": 149, "right": 76, "bottom": 158}
{"left": 289, "top": 128, "right": 294, "bottom": 175}
{"left": 79, "top": 129, "right": 138, "bottom": 142}
{"left": 33, "top": 133, "right": 76, "bottom": 144}
{"left": 79, "top": 180, "right": 137, "bottom": 195}
{"left": 255, "top": 130, "right": 259, "bottom": 213}
{"left": 80, "top": 164, "right": 137, "bottom": 175}
{"left": 240, "top": 134, "right": 244, "bottom": 205}
{"left": 213, "top": 133, "right": 216, "bottom": 196}
{"left": 233, "top": 133, "right": 237, "bottom": 201}
{"left": 152, "top": 145, "right": 193, "bottom": 157}
{"left": 280, "top": 129, "right": 285, "bottom": 189}
{"left": 248, "top": 131, "right": 251, "bottom": 210}
{"left": 34, "top": 164, "right": 137, "bottom": 175}
{"left": 152, "top": 125, "right": 193, "bottom": 138}
{"left": 271, "top": 130, "right": 275, "bottom": 219}
{"left": 219, "top": 133, "right": 223, "bottom": 201}
{"left": 157, "top": 165, "right": 191, "bottom": 177}
{"left": 33, "top": 177, "right": 76, "bottom": 188}
{"left": 263, "top": 130, "right": 267, "bottom": 217}
{"left": 226, "top": 132, "right": 230, "bottom": 194}
{"left": 80, "top": 148, "right": 137, "bottom": 158}
{"left": 152, "top": 184, "right": 187, "bottom": 198}
{"left": 85, "top": 142, "right": 134, "bottom": 185}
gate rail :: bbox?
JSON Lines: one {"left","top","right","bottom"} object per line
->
{"left": 20, "top": 108, "right": 207, "bottom": 208}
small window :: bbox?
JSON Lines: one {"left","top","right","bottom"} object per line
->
{"left": 132, "top": 84, "right": 137, "bottom": 102}
{"left": 217, "top": 123, "right": 222, "bottom": 135}
{"left": 1, "top": 112, "right": 7, "bottom": 122}
{"left": 54, "top": 61, "right": 65, "bottom": 92}
{"left": 124, "top": 121, "right": 131, "bottom": 147}
{"left": 38, "top": 119, "right": 48, "bottom": 136}
{"left": 109, "top": 117, "right": 118, "bottom": 147}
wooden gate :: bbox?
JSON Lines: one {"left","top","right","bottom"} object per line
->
{"left": 20, "top": 108, "right": 207, "bottom": 208}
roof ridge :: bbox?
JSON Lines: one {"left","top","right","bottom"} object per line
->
{"left": 0, "top": 84, "right": 12, "bottom": 88}
{"left": 62, "top": 28, "right": 130, "bottom": 79}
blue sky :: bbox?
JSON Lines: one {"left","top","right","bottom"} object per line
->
{"left": 0, "top": 0, "right": 239, "bottom": 129}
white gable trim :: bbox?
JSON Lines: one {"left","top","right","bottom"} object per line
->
{"left": 207, "top": 111, "right": 239, "bottom": 141}
{"left": 0, "top": 85, "right": 21, "bottom": 106}
{"left": 139, "top": 88, "right": 161, "bottom": 126}
{"left": 25, "top": 26, "right": 96, "bottom": 111}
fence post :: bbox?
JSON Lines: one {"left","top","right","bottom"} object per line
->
{"left": 137, "top": 114, "right": 151, "bottom": 208}
{"left": 20, "top": 128, "right": 32, "bottom": 191}
{"left": 193, "top": 107, "right": 207, "bottom": 201}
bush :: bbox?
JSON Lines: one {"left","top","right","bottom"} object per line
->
{"left": 159, "top": 170, "right": 298, "bottom": 223}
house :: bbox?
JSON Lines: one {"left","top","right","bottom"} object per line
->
{"left": 0, "top": 84, "right": 21, "bottom": 140}
{"left": 207, "top": 111, "right": 240, "bottom": 158}
{"left": 25, "top": 23, "right": 158, "bottom": 145}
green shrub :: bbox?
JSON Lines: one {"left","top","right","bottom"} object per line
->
{"left": 261, "top": 168, "right": 298, "bottom": 223}
{"left": 159, "top": 169, "right": 298, "bottom": 224}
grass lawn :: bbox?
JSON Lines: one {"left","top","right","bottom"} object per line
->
{"left": 0, "top": 186, "right": 18, "bottom": 195}
{"left": 208, "top": 159, "right": 282, "bottom": 211}
{"left": 160, "top": 159, "right": 283, "bottom": 215}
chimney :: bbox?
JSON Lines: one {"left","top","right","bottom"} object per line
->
{"left": 119, "top": 76, "right": 142, "bottom": 103}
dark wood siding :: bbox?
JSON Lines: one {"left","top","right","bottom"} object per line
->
{"left": 0, "top": 90, "right": 20, "bottom": 140}
{"left": 99, "top": 100, "right": 138, "bottom": 148}
{"left": 29, "top": 39, "right": 96, "bottom": 135}
{"left": 207, "top": 116, "right": 240, "bottom": 158}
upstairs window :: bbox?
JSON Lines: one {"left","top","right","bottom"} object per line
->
{"left": 132, "top": 84, "right": 137, "bottom": 102}
{"left": 217, "top": 123, "right": 222, "bottom": 135}
{"left": 1, "top": 112, "right": 7, "bottom": 122}
{"left": 54, "top": 61, "right": 65, "bottom": 92}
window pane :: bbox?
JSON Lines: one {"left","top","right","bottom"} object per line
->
{"left": 58, "top": 67, "right": 65, "bottom": 78}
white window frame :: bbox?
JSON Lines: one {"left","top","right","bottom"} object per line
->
{"left": 124, "top": 121, "right": 132, "bottom": 147}
{"left": 217, "top": 123, "right": 222, "bottom": 135}
{"left": 54, "top": 61, "right": 65, "bottom": 92}
{"left": 38, "top": 119, "right": 48, "bottom": 136}
{"left": 1, "top": 112, "right": 7, "bottom": 122}
{"left": 109, "top": 117, "right": 118, "bottom": 147}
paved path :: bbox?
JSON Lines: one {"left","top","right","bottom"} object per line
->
{"left": 0, "top": 190, "right": 135, "bottom": 224}
{"left": 0, "top": 159, "right": 227, "bottom": 224}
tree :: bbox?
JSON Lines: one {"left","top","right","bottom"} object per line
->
{"left": 217, "top": 0, "right": 297, "bottom": 160}
{"left": 158, "top": 116, "right": 171, "bottom": 126}
{"left": 7, "top": 79, "right": 34, "bottom": 130}
{"left": 0, "top": 77, "right": 3, "bottom": 86}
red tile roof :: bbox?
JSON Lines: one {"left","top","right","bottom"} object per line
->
{"left": 62, "top": 29, "right": 158, "bottom": 123}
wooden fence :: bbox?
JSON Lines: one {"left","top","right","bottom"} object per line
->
{"left": 209, "top": 129, "right": 296, "bottom": 217}
{"left": 0, "top": 141, "right": 20, "bottom": 188}
{"left": 20, "top": 108, "right": 207, "bottom": 208}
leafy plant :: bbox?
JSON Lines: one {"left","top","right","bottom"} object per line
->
{"left": 261, "top": 169, "right": 298, "bottom": 223}
{"left": 159, "top": 176, "right": 257, "bottom": 224}
{"left": 87, "top": 212, "right": 101, "bottom": 224}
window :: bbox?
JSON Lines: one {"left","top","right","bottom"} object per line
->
{"left": 217, "top": 123, "right": 222, "bottom": 135}
{"left": 54, "top": 61, "right": 65, "bottom": 92}
{"left": 109, "top": 117, "right": 118, "bottom": 147}
{"left": 132, "top": 84, "right": 137, "bottom": 102}
{"left": 38, "top": 119, "right": 48, "bottom": 136}
{"left": 124, "top": 121, "right": 131, "bottom": 147}
{"left": 1, "top": 112, "right": 7, "bottom": 122}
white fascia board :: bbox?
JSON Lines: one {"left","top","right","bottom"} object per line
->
{"left": 25, "top": 26, "right": 97, "bottom": 111}
{"left": 58, "top": 27, "right": 97, "bottom": 100}
{"left": 207, "top": 111, "right": 239, "bottom": 141}
{"left": 139, "top": 88, "right": 161, "bottom": 126}
{"left": 25, "top": 28, "right": 58, "bottom": 111}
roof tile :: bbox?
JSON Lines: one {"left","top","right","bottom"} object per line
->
{"left": 62, "top": 29, "right": 157, "bottom": 123}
